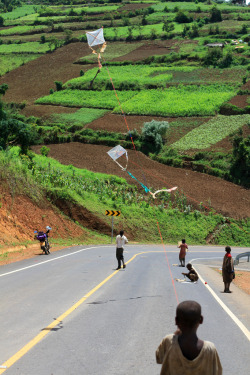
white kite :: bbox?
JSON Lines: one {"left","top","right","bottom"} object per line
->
{"left": 86, "top": 27, "right": 106, "bottom": 68}
{"left": 107, "top": 145, "right": 178, "bottom": 198}
{"left": 107, "top": 145, "right": 128, "bottom": 171}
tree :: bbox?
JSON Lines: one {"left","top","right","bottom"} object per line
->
{"left": 210, "top": 7, "right": 222, "bottom": 23}
{"left": 141, "top": 15, "right": 147, "bottom": 26}
{"left": 175, "top": 11, "right": 193, "bottom": 24}
{"left": 140, "top": 120, "right": 169, "bottom": 155}
{"left": 48, "top": 37, "right": 60, "bottom": 51}
{"left": 0, "top": 119, "right": 38, "bottom": 154}
{"left": 188, "top": 23, "right": 199, "bottom": 38}
{"left": 162, "top": 20, "right": 175, "bottom": 33}
{"left": 0, "top": 0, "right": 21, "bottom": 13}
{"left": 203, "top": 47, "right": 223, "bottom": 67}
{"left": 230, "top": 131, "right": 250, "bottom": 187}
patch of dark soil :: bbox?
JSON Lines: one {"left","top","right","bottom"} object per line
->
{"left": 229, "top": 95, "right": 249, "bottom": 109}
{"left": 0, "top": 42, "right": 90, "bottom": 104}
{"left": 31, "top": 142, "right": 250, "bottom": 220}
{"left": 207, "top": 124, "right": 250, "bottom": 152}
{"left": 87, "top": 113, "right": 176, "bottom": 133}
{"left": 21, "top": 104, "right": 78, "bottom": 119}
{"left": 113, "top": 40, "right": 178, "bottom": 62}
{"left": 119, "top": 3, "right": 152, "bottom": 11}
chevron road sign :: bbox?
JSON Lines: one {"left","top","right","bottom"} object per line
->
{"left": 105, "top": 210, "right": 121, "bottom": 217}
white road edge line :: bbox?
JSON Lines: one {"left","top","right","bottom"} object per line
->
{"left": 191, "top": 258, "right": 250, "bottom": 341}
{"left": 0, "top": 245, "right": 113, "bottom": 278}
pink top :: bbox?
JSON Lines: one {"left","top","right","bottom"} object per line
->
{"left": 179, "top": 244, "right": 188, "bottom": 258}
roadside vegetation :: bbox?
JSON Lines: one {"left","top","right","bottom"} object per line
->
{"left": 0, "top": 147, "right": 249, "bottom": 246}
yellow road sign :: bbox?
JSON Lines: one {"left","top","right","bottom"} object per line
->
{"left": 105, "top": 210, "right": 121, "bottom": 216}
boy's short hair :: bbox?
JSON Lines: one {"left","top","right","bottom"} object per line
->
{"left": 182, "top": 239, "right": 185, "bottom": 243}
{"left": 186, "top": 263, "right": 192, "bottom": 268}
{"left": 225, "top": 246, "right": 231, "bottom": 253}
{"left": 176, "top": 301, "right": 201, "bottom": 328}
{"left": 120, "top": 230, "right": 124, "bottom": 236}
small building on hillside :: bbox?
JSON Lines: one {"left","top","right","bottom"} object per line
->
{"left": 206, "top": 43, "right": 224, "bottom": 48}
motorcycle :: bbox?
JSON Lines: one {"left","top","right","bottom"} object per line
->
{"left": 34, "top": 226, "right": 52, "bottom": 255}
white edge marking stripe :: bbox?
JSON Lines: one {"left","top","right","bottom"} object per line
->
{"left": 0, "top": 245, "right": 113, "bottom": 278}
{"left": 191, "top": 258, "right": 250, "bottom": 341}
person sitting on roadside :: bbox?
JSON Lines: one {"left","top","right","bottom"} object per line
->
{"left": 182, "top": 263, "right": 199, "bottom": 282}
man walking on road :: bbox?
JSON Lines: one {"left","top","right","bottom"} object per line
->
{"left": 116, "top": 230, "right": 128, "bottom": 270}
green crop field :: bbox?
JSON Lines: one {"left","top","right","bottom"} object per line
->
{"left": 65, "top": 65, "right": 176, "bottom": 89}
{"left": 152, "top": 1, "right": 249, "bottom": 12}
{"left": 0, "top": 42, "right": 53, "bottom": 54}
{"left": 0, "top": 25, "right": 49, "bottom": 36}
{"left": 65, "top": 65, "right": 198, "bottom": 90}
{"left": 50, "top": 108, "right": 108, "bottom": 126}
{"left": 82, "top": 5, "right": 121, "bottom": 13}
{"left": 1, "top": 5, "right": 39, "bottom": 20}
{"left": 35, "top": 89, "right": 138, "bottom": 109}
{"left": 113, "top": 85, "right": 237, "bottom": 117}
{"left": 171, "top": 114, "right": 250, "bottom": 150}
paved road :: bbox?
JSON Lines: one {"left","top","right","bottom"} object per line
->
{"left": 0, "top": 245, "right": 249, "bottom": 374}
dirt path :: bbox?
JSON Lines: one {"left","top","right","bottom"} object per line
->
{"left": 32, "top": 143, "right": 250, "bottom": 220}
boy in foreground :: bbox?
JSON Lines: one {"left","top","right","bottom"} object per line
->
{"left": 156, "top": 300, "right": 222, "bottom": 375}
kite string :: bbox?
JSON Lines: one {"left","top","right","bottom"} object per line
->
{"left": 157, "top": 221, "right": 179, "bottom": 303}
{"left": 102, "top": 57, "right": 180, "bottom": 303}
{"left": 103, "top": 59, "right": 151, "bottom": 190}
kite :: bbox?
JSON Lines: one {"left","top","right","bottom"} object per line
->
{"left": 86, "top": 27, "right": 106, "bottom": 69}
{"left": 107, "top": 145, "right": 177, "bottom": 198}
{"left": 107, "top": 145, "right": 128, "bottom": 171}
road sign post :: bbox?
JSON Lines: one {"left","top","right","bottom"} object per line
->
{"left": 105, "top": 210, "right": 121, "bottom": 243}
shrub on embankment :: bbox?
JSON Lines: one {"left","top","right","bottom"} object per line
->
{"left": 0, "top": 147, "right": 249, "bottom": 247}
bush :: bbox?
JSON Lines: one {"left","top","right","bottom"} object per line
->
{"left": 40, "top": 35, "right": 46, "bottom": 44}
{"left": 55, "top": 81, "right": 63, "bottom": 91}
{"left": 140, "top": 120, "right": 169, "bottom": 155}
{"left": 40, "top": 146, "right": 50, "bottom": 157}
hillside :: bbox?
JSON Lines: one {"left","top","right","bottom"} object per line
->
{"left": 0, "top": 1, "right": 249, "bottom": 253}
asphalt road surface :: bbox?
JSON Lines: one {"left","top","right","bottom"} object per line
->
{"left": 0, "top": 244, "right": 249, "bottom": 374}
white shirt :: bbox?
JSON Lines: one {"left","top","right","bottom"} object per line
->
{"left": 116, "top": 235, "right": 128, "bottom": 248}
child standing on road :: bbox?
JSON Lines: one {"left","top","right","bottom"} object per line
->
{"left": 178, "top": 239, "right": 188, "bottom": 267}
{"left": 156, "top": 300, "right": 222, "bottom": 375}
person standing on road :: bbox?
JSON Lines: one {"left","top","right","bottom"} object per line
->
{"left": 178, "top": 239, "right": 188, "bottom": 267}
{"left": 116, "top": 230, "right": 128, "bottom": 270}
{"left": 156, "top": 300, "right": 222, "bottom": 375}
{"left": 222, "top": 246, "right": 235, "bottom": 293}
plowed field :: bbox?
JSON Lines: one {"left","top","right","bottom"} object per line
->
{"left": 32, "top": 143, "right": 250, "bottom": 220}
